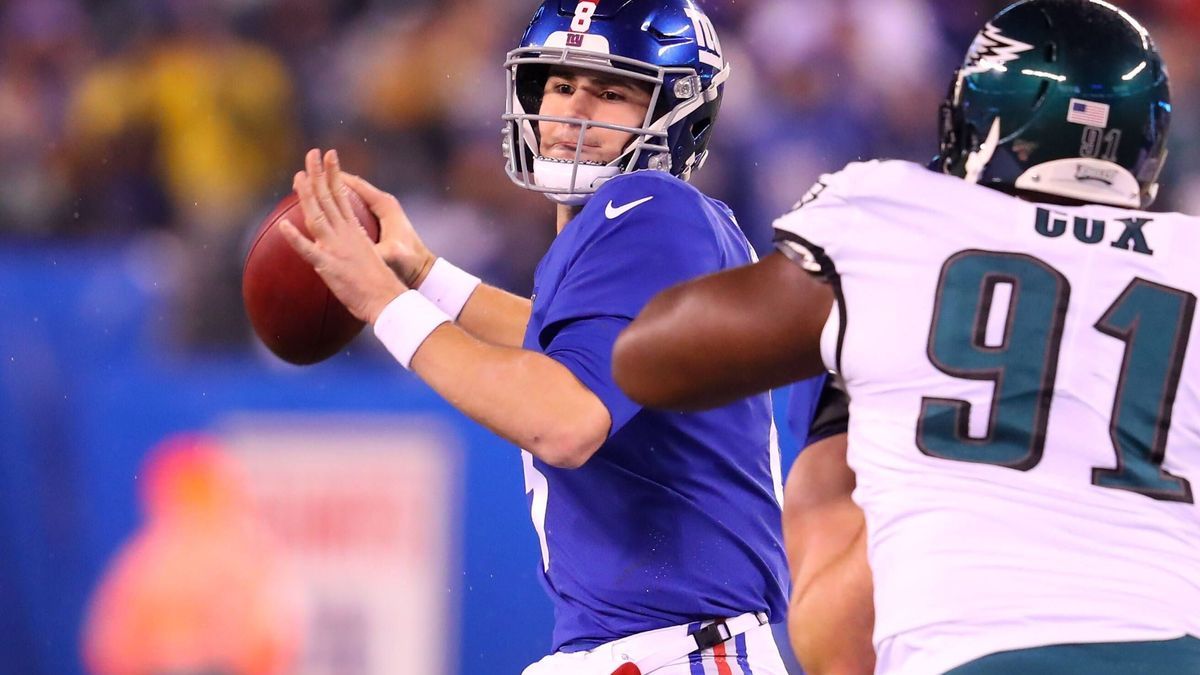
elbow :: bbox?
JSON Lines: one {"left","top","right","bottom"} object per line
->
{"left": 522, "top": 367, "right": 615, "bottom": 468}
{"left": 526, "top": 420, "right": 608, "bottom": 470}
{"left": 530, "top": 435, "right": 600, "bottom": 469}
{"left": 538, "top": 448, "right": 589, "bottom": 470}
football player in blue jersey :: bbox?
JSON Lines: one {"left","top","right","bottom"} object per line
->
{"left": 277, "top": 0, "right": 821, "bottom": 672}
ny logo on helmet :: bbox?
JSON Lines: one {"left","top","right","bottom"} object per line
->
{"left": 684, "top": 7, "right": 723, "bottom": 68}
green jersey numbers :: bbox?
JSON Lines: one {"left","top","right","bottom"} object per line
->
{"left": 918, "top": 251, "right": 1069, "bottom": 470}
{"left": 1093, "top": 280, "right": 1195, "bottom": 502}
{"left": 917, "top": 249, "right": 1195, "bottom": 504}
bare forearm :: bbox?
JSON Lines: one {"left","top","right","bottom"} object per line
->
{"left": 614, "top": 254, "right": 831, "bottom": 410}
{"left": 409, "top": 324, "right": 608, "bottom": 467}
{"left": 782, "top": 434, "right": 874, "bottom": 675}
{"left": 455, "top": 284, "right": 532, "bottom": 348}
{"left": 789, "top": 528, "right": 875, "bottom": 675}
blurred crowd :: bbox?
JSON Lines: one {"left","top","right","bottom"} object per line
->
{"left": 3, "top": 0, "right": 1199, "bottom": 350}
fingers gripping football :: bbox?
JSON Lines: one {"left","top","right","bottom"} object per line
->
{"left": 343, "top": 172, "right": 437, "bottom": 288}
{"left": 278, "top": 149, "right": 406, "bottom": 325}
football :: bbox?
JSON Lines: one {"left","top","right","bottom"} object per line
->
{"left": 242, "top": 190, "right": 381, "bottom": 365}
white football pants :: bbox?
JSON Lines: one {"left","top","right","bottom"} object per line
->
{"left": 522, "top": 619, "right": 788, "bottom": 675}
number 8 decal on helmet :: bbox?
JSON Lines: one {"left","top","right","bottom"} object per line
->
{"left": 571, "top": 1, "right": 596, "bottom": 32}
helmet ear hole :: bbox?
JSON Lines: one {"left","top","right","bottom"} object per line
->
{"left": 690, "top": 118, "right": 712, "bottom": 143}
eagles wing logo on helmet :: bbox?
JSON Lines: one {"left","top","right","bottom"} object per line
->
{"left": 963, "top": 22, "right": 1035, "bottom": 76}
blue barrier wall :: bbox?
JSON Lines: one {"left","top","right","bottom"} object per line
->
{"left": 0, "top": 241, "right": 803, "bottom": 674}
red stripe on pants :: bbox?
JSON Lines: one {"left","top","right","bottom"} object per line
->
{"left": 712, "top": 640, "right": 733, "bottom": 675}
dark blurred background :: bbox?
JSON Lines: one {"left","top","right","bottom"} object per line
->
{"left": 1, "top": 1, "right": 1198, "bottom": 673}
{"left": 5, "top": 0, "right": 1199, "bottom": 346}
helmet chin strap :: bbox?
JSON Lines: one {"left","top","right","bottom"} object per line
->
{"left": 532, "top": 134, "right": 646, "bottom": 205}
{"left": 533, "top": 157, "right": 621, "bottom": 205}
{"left": 964, "top": 117, "right": 1003, "bottom": 185}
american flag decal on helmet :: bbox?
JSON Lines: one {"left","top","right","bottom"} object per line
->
{"left": 1067, "top": 99, "right": 1111, "bottom": 128}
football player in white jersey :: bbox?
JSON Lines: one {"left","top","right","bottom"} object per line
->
{"left": 613, "top": 0, "right": 1200, "bottom": 672}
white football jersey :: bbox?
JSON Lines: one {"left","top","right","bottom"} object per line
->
{"left": 775, "top": 160, "right": 1200, "bottom": 674}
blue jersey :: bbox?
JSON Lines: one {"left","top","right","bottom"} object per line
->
{"left": 521, "top": 171, "right": 798, "bottom": 652}
{"left": 787, "top": 375, "right": 826, "bottom": 447}
{"left": 789, "top": 374, "right": 850, "bottom": 449}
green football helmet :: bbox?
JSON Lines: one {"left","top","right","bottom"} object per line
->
{"left": 936, "top": 0, "right": 1171, "bottom": 208}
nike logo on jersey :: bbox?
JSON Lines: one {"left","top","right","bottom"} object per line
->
{"left": 605, "top": 196, "right": 654, "bottom": 219}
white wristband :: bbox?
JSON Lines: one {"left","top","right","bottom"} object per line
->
{"left": 418, "top": 258, "right": 481, "bottom": 320}
{"left": 373, "top": 291, "right": 451, "bottom": 369}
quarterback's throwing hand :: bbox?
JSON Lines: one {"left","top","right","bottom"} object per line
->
{"left": 342, "top": 172, "right": 437, "bottom": 289}
{"left": 278, "top": 148, "right": 406, "bottom": 324}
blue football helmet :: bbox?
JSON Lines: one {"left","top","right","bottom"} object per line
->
{"left": 503, "top": 0, "right": 731, "bottom": 204}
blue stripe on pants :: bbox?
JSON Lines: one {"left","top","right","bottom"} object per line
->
{"left": 687, "top": 622, "right": 706, "bottom": 675}
{"left": 735, "top": 632, "right": 752, "bottom": 674}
